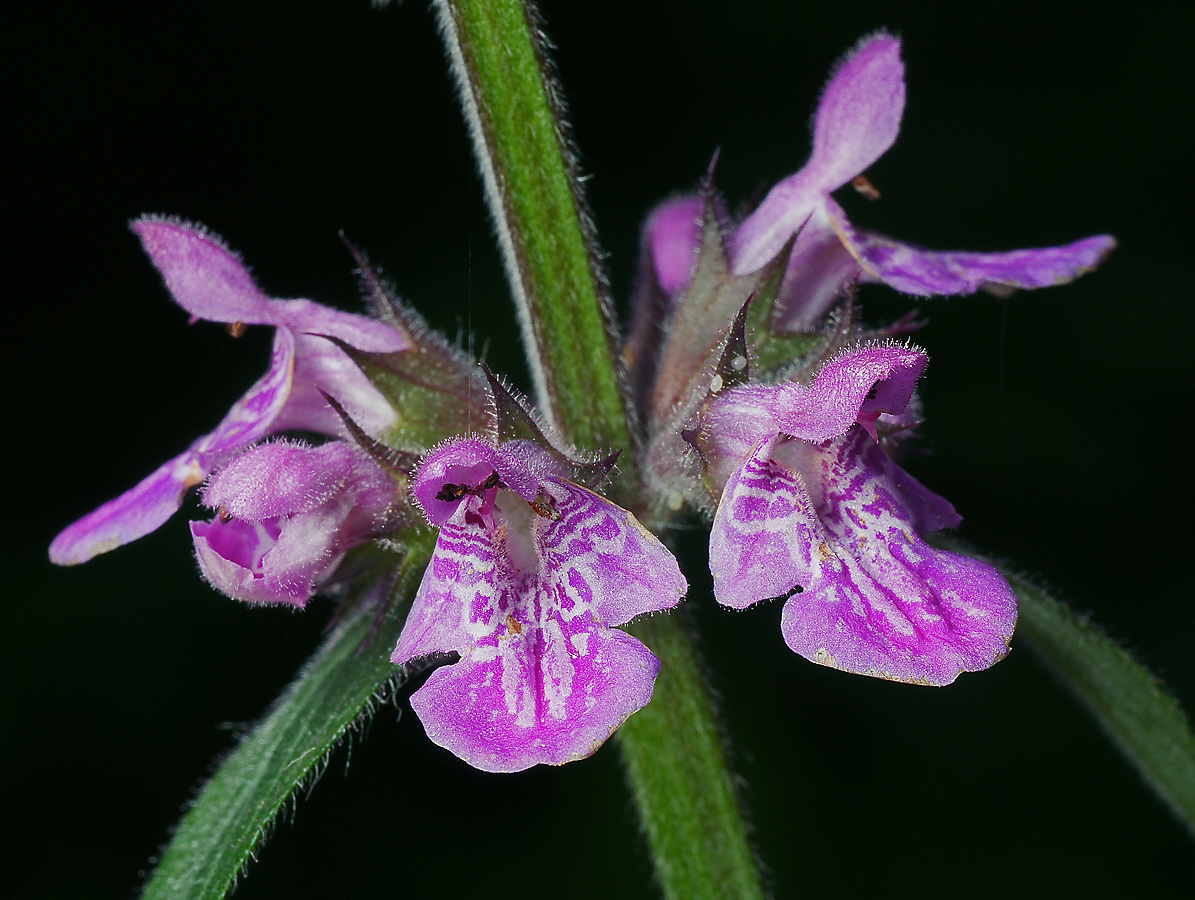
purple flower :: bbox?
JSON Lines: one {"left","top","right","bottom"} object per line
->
{"left": 193, "top": 440, "right": 399, "bottom": 607}
{"left": 646, "top": 33, "right": 1115, "bottom": 330}
{"left": 50, "top": 217, "right": 409, "bottom": 566}
{"left": 392, "top": 436, "right": 687, "bottom": 772}
{"left": 702, "top": 345, "right": 1017, "bottom": 685}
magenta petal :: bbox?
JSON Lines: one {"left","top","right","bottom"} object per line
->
{"left": 191, "top": 518, "right": 311, "bottom": 607}
{"left": 132, "top": 217, "right": 276, "bottom": 324}
{"left": 888, "top": 460, "right": 962, "bottom": 534}
{"left": 807, "top": 32, "right": 905, "bottom": 195}
{"left": 709, "top": 435, "right": 816, "bottom": 609}
{"left": 50, "top": 329, "right": 296, "bottom": 565}
{"left": 394, "top": 464, "right": 682, "bottom": 771}
{"left": 192, "top": 441, "right": 392, "bottom": 606}
{"left": 133, "top": 217, "right": 410, "bottom": 354}
{"left": 50, "top": 451, "right": 205, "bottom": 565}
{"left": 202, "top": 441, "right": 353, "bottom": 521}
{"left": 647, "top": 195, "right": 705, "bottom": 296}
{"left": 542, "top": 482, "right": 687, "bottom": 626}
{"left": 731, "top": 33, "right": 905, "bottom": 275}
{"left": 270, "top": 333, "right": 397, "bottom": 437}
{"left": 410, "top": 621, "right": 659, "bottom": 773}
{"left": 706, "top": 344, "right": 926, "bottom": 457}
{"left": 270, "top": 298, "right": 410, "bottom": 354}
{"left": 780, "top": 432, "right": 1016, "bottom": 685}
{"left": 841, "top": 217, "right": 1118, "bottom": 296}
{"left": 197, "top": 328, "right": 296, "bottom": 459}
{"left": 769, "top": 345, "right": 927, "bottom": 442}
{"left": 730, "top": 174, "right": 824, "bottom": 276}
{"left": 772, "top": 216, "right": 863, "bottom": 331}
{"left": 412, "top": 439, "right": 536, "bottom": 527}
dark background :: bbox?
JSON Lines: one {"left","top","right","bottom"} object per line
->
{"left": 7, "top": 1, "right": 1193, "bottom": 896}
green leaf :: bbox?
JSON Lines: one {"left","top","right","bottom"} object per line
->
{"left": 1015, "top": 572, "right": 1195, "bottom": 833}
{"left": 142, "top": 535, "right": 434, "bottom": 899}
{"left": 935, "top": 536, "right": 1195, "bottom": 835}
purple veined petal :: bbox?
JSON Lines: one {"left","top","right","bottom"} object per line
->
{"left": 412, "top": 616, "right": 659, "bottom": 773}
{"left": 269, "top": 297, "right": 410, "bottom": 354}
{"left": 730, "top": 32, "right": 905, "bottom": 276}
{"left": 709, "top": 434, "right": 819, "bottom": 609}
{"left": 647, "top": 195, "right": 705, "bottom": 297}
{"left": 829, "top": 202, "right": 1118, "bottom": 296}
{"left": 393, "top": 495, "right": 500, "bottom": 663}
{"left": 202, "top": 440, "right": 354, "bottom": 522}
{"left": 395, "top": 476, "right": 673, "bottom": 771}
{"left": 49, "top": 451, "right": 206, "bottom": 565}
{"left": 780, "top": 430, "right": 1016, "bottom": 685}
{"left": 195, "top": 328, "right": 296, "bottom": 460}
{"left": 132, "top": 216, "right": 277, "bottom": 325}
{"left": 268, "top": 333, "right": 397, "bottom": 438}
{"left": 541, "top": 481, "right": 687, "bottom": 626}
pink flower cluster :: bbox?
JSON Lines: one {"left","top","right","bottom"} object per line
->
{"left": 52, "top": 32, "right": 1112, "bottom": 771}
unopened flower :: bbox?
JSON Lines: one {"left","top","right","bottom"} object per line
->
{"left": 192, "top": 440, "right": 399, "bottom": 607}
{"left": 700, "top": 345, "right": 1017, "bottom": 685}
{"left": 645, "top": 32, "right": 1116, "bottom": 331}
{"left": 50, "top": 218, "right": 408, "bottom": 566}
{"left": 393, "top": 436, "right": 687, "bottom": 772}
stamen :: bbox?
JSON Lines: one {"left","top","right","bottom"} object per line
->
{"left": 851, "top": 175, "right": 882, "bottom": 200}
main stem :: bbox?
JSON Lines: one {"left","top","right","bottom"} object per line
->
{"left": 435, "top": 2, "right": 766, "bottom": 898}
{"left": 435, "top": 0, "right": 627, "bottom": 458}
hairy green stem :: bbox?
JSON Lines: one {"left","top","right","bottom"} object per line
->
{"left": 434, "top": 0, "right": 629, "bottom": 458}
{"left": 435, "top": 2, "right": 768, "bottom": 895}
{"left": 620, "top": 612, "right": 767, "bottom": 900}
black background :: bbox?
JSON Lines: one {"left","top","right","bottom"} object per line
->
{"left": 7, "top": 1, "right": 1193, "bottom": 896}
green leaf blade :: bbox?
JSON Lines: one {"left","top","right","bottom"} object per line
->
{"left": 932, "top": 536, "right": 1195, "bottom": 836}
{"left": 142, "top": 537, "right": 434, "bottom": 898}
{"left": 1012, "top": 571, "right": 1195, "bottom": 833}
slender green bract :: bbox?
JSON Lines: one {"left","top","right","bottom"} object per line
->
{"left": 142, "top": 538, "right": 434, "bottom": 899}
{"left": 435, "top": 2, "right": 768, "bottom": 896}
{"left": 934, "top": 537, "right": 1195, "bottom": 835}
{"left": 435, "top": 0, "right": 628, "bottom": 456}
